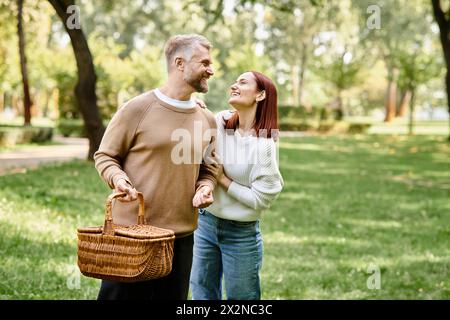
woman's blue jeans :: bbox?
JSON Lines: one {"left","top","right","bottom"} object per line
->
{"left": 190, "top": 209, "right": 263, "bottom": 300}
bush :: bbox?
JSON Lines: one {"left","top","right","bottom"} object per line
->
{"left": 0, "top": 126, "right": 54, "bottom": 146}
{"left": 278, "top": 105, "right": 341, "bottom": 123}
{"left": 279, "top": 119, "right": 318, "bottom": 132}
{"left": 317, "top": 122, "right": 336, "bottom": 133}
{"left": 347, "top": 123, "right": 371, "bottom": 134}
{"left": 278, "top": 105, "right": 307, "bottom": 119}
{"left": 56, "top": 119, "right": 86, "bottom": 137}
{"left": 56, "top": 118, "right": 111, "bottom": 138}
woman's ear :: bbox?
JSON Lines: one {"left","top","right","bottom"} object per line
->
{"left": 256, "top": 90, "right": 266, "bottom": 102}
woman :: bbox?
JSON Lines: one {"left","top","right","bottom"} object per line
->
{"left": 190, "top": 71, "right": 284, "bottom": 300}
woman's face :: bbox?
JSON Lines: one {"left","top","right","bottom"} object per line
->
{"left": 228, "top": 72, "right": 261, "bottom": 109}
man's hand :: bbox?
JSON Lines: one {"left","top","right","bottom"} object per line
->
{"left": 195, "top": 98, "right": 207, "bottom": 109}
{"left": 192, "top": 185, "right": 214, "bottom": 208}
{"left": 217, "top": 165, "right": 232, "bottom": 190}
{"left": 115, "top": 178, "right": 138, "bottom": 202}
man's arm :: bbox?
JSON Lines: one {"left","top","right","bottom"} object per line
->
{"left": 193, "top": 111, "right": 220, "bottom": 208}
{"left": 195, "top": 112, "right": 219, "bottom": 191}
{"left": 94, "top": 99, "right": 149, "bottom": 198}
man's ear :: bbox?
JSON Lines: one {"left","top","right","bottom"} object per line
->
{"left": 256, "top": 90, "right": 266, "bottom": 102}
{"left": 174, "top": 56, "right": 184, "bottom": 71}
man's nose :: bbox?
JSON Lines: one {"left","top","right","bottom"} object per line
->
{"left": 206, "top": 66, "right": 214, "bottom": 76}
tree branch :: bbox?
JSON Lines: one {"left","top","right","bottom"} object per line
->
{"left": 431, "top": 0, "right": 449, "bottom": 31}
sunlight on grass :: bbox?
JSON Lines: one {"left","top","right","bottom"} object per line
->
{"left": 339, "top": 253, "right": 449, "bottom": 269}
{"left": 341, "top": 218, "right": 402, "bottom": 229}
{"left": 279, "top": 142, "right": 325, "bottom": 151}
{"left": 265, "top": 231, "right": 372, "bottom": 248}
{"left": 278, "top": 191, "right": 315, "bottom": 201}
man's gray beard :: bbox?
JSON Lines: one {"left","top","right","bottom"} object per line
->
{"left": 185, "top": 73, "right": 208, "bottom": 93}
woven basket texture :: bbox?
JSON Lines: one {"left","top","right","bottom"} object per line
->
{"left": 77, "top": 192, "right": 175, "bottom": 282}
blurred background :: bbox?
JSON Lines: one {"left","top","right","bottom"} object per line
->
{"left": 0, "top": 0, "right": 448, "bottom": 148}
{"left": 0, "top": 0, "right": 448, "bottom": 300}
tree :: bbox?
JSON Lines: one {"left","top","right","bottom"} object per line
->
{"left": 48, "top": 0, "right": 104, "bottom": 160}
{"left": 16, "top": 0, "right": 32, "bottom": 126}
{"left": 314, "top": 48, "right": 365, "bottom": 119}
{"left": 431, "top": 0, "right": 450, "bottom": 140}
{"left": 396, "top": 45, "right": 443, "bottom": 134}
{"left": 263, "top": 1, "right": 338, "bottom": 107}
{"left": 353, "top": 0, "right": 433, "bottom": 122}
{"left": 187, "top": 0, "right": 324, "bottom": 107}
{"left": 79, "top": 0, "right": 174, "bottom": 57}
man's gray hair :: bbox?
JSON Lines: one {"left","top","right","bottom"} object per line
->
{"left": 164, "top": 34, "right": 212, "bottom": 71}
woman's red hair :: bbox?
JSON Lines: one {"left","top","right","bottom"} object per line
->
{"left": 224, "top": 71, "right": 279, "bottom": 139}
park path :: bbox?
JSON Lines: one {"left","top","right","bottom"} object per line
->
{"left": 0, "top": 136, "right": 89, "bottom": 176}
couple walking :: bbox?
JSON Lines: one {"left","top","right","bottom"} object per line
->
{"left": 94, "top": 34, "right": 284, "bottom": 300}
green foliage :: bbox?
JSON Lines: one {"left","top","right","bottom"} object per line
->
{"left": 278, "top": 105, "right": 342, "bottom": 122}
{"left": 90, "top": 35, "right": 166, "bottom": 119}
{"left": 347, "top": 123, "right": 371, "bottom": 134}
{"left": 54, "top": 71, "right": 78, "bottom": 119}
{"left": 277, "top": 105, "right": 355, "bottom": 132}
{"left": 396, "top": 46, "right": 444, "bottom": 92}
{"left": 278, "top": 105, "right": 317, "bottom": 120}
{"left": 0, "top": 0, "right": 446, "bottom": 124}
{"left": 315, "top": 53, "right": 365, "bottom": 93}
{"left": 56, "top": 118, "right": 111, "bottom": 137}
{"left": 56, "top": 119, "right": 85, "bottom": 138}
{"left": 279, "top": 119, "right": 318, "bottom": 132}
{"left": 225, "top": 42, "right": 273, "bottom": 77}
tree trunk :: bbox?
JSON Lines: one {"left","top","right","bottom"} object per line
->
{"left": 42, "top": 90, "right": 50, "bottom": 118}
{"left": 397, "top": 90, "right": 412, "bottom": 117}
{"left": 298, "top": 42, "right": 308, "bottom": 107}
{"left": 384, "top": 65, "right": 397, "bottom": 122}
{"left": 12, "top": 93, "right": 19, "bottom": 115}
{"left": 446, "top": 71, "right": 450, "bottom": 141}
{"left": 336, "top": 93, "right": 343, "bottom": 121}
{"left": 408, "top": 90, "right": 416, "bottom": 135}
{"left": 17, "top": 0, "right": 32, "bottom": 126}
{"left": 0, "top": 91, "right": 4, "bottom": 113}
{"left": 48, "top": 0, "right": 105, "bottom": 159}
{"left": 431, "top": 0, "right": 450, "bottom": 141}
{"left": 291, "top": 65, "right": 299, "bottom": 106}
{"left": 52, "top": 88, "right": 59, "bottom": 120}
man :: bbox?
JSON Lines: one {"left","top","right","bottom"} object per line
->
{"left": 94, "top": 34, "right": 219, "bottom": 300}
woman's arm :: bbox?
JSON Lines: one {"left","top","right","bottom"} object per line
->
{"left": 225, "top": 139, "right": 284, "bottom": 211}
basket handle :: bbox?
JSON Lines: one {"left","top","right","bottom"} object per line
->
{"left": 103, "top": 191, "right": 145, "bottom": 236}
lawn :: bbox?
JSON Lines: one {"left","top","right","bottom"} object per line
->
{"left": 0, "top": 135, "right": 449, "bottom": 299}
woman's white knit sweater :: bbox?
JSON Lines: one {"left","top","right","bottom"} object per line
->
{"left": 207, "top": 110, "right": 284, "bottom": 222}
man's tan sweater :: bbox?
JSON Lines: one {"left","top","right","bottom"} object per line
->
{"left": 94, "top": 90, "right": 218, "bottom": 237}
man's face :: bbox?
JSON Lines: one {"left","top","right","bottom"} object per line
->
{"left": 183, "top": 45, "right": 214, "bottom": 93}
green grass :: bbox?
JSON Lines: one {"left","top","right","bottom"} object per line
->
{"left": 0, "top": 135, "right": 449, "bottom": 299}
{"left": 345, "top": 117, "right": 449, "bottom": 136}
{"left": 368, "top": 122, "right": 449, "bottom": 135}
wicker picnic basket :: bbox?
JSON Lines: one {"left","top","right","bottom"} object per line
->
{"left": 77, "top": 192, "right": 175, "bottom": 282}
